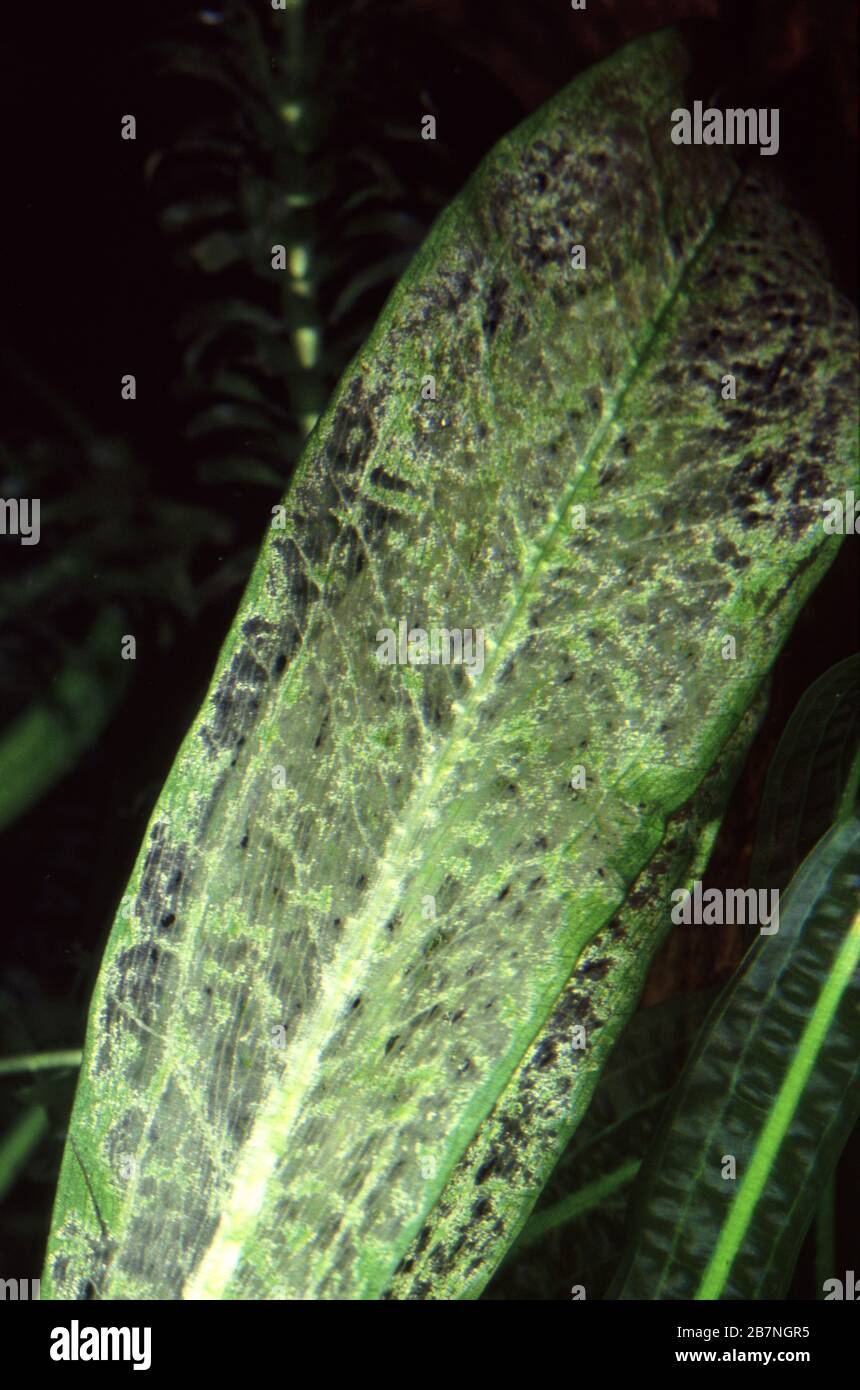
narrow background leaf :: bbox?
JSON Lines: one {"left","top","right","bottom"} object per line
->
{"left": 612, "top": 817, "right": 860, "bottom": 1300}
{"left": 749, "top": 654, "right": 860, "bottom": 892}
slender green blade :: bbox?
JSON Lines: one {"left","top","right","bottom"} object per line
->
{"left": 0, "top": 1051, "right": 82, "bottom": 1079}
{"left": 44, "top": 28, "right": 858, "bottom": 1300}
{"left": 0, "top": 609, "right": 129, "bottom": 832}
{"left": 0, "top": 1106, "right": 50, "bottom": 1204}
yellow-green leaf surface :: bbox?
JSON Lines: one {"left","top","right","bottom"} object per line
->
{"left": 388, "top": 695, "right": 765, "bottom": 1299}
{"left": 44, "top": 29, "right": 858, "bottom": 1300}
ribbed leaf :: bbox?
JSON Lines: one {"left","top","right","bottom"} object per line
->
{"left": 612, "top": 817, "right": 860, "bottom": 1300}
{"left": 749, "top": 654, "right": 860, "bottom": 892}
{"left": 44, "top": 29, "right": 858, "bottom": 1300}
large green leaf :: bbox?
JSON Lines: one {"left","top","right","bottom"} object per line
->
{"left": 611, "top": 816, "right": 860, "bottom": 1300}
{"left": 43, "top": 28, "right": 858, "bottom": 1300}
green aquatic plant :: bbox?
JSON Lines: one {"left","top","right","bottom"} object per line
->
{"left": 152, "top": 0, "right": 447, "bottom": 489}
{"left": 41, "top": 27, "right": 858, "bottom": 1300}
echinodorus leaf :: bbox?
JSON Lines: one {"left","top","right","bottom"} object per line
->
{"left": 43, "top": 27, "right": 858, "bottom": 1300}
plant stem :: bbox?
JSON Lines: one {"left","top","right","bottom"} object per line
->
{"left": 278, "top": 0, "right": 326, "bottom": 438}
